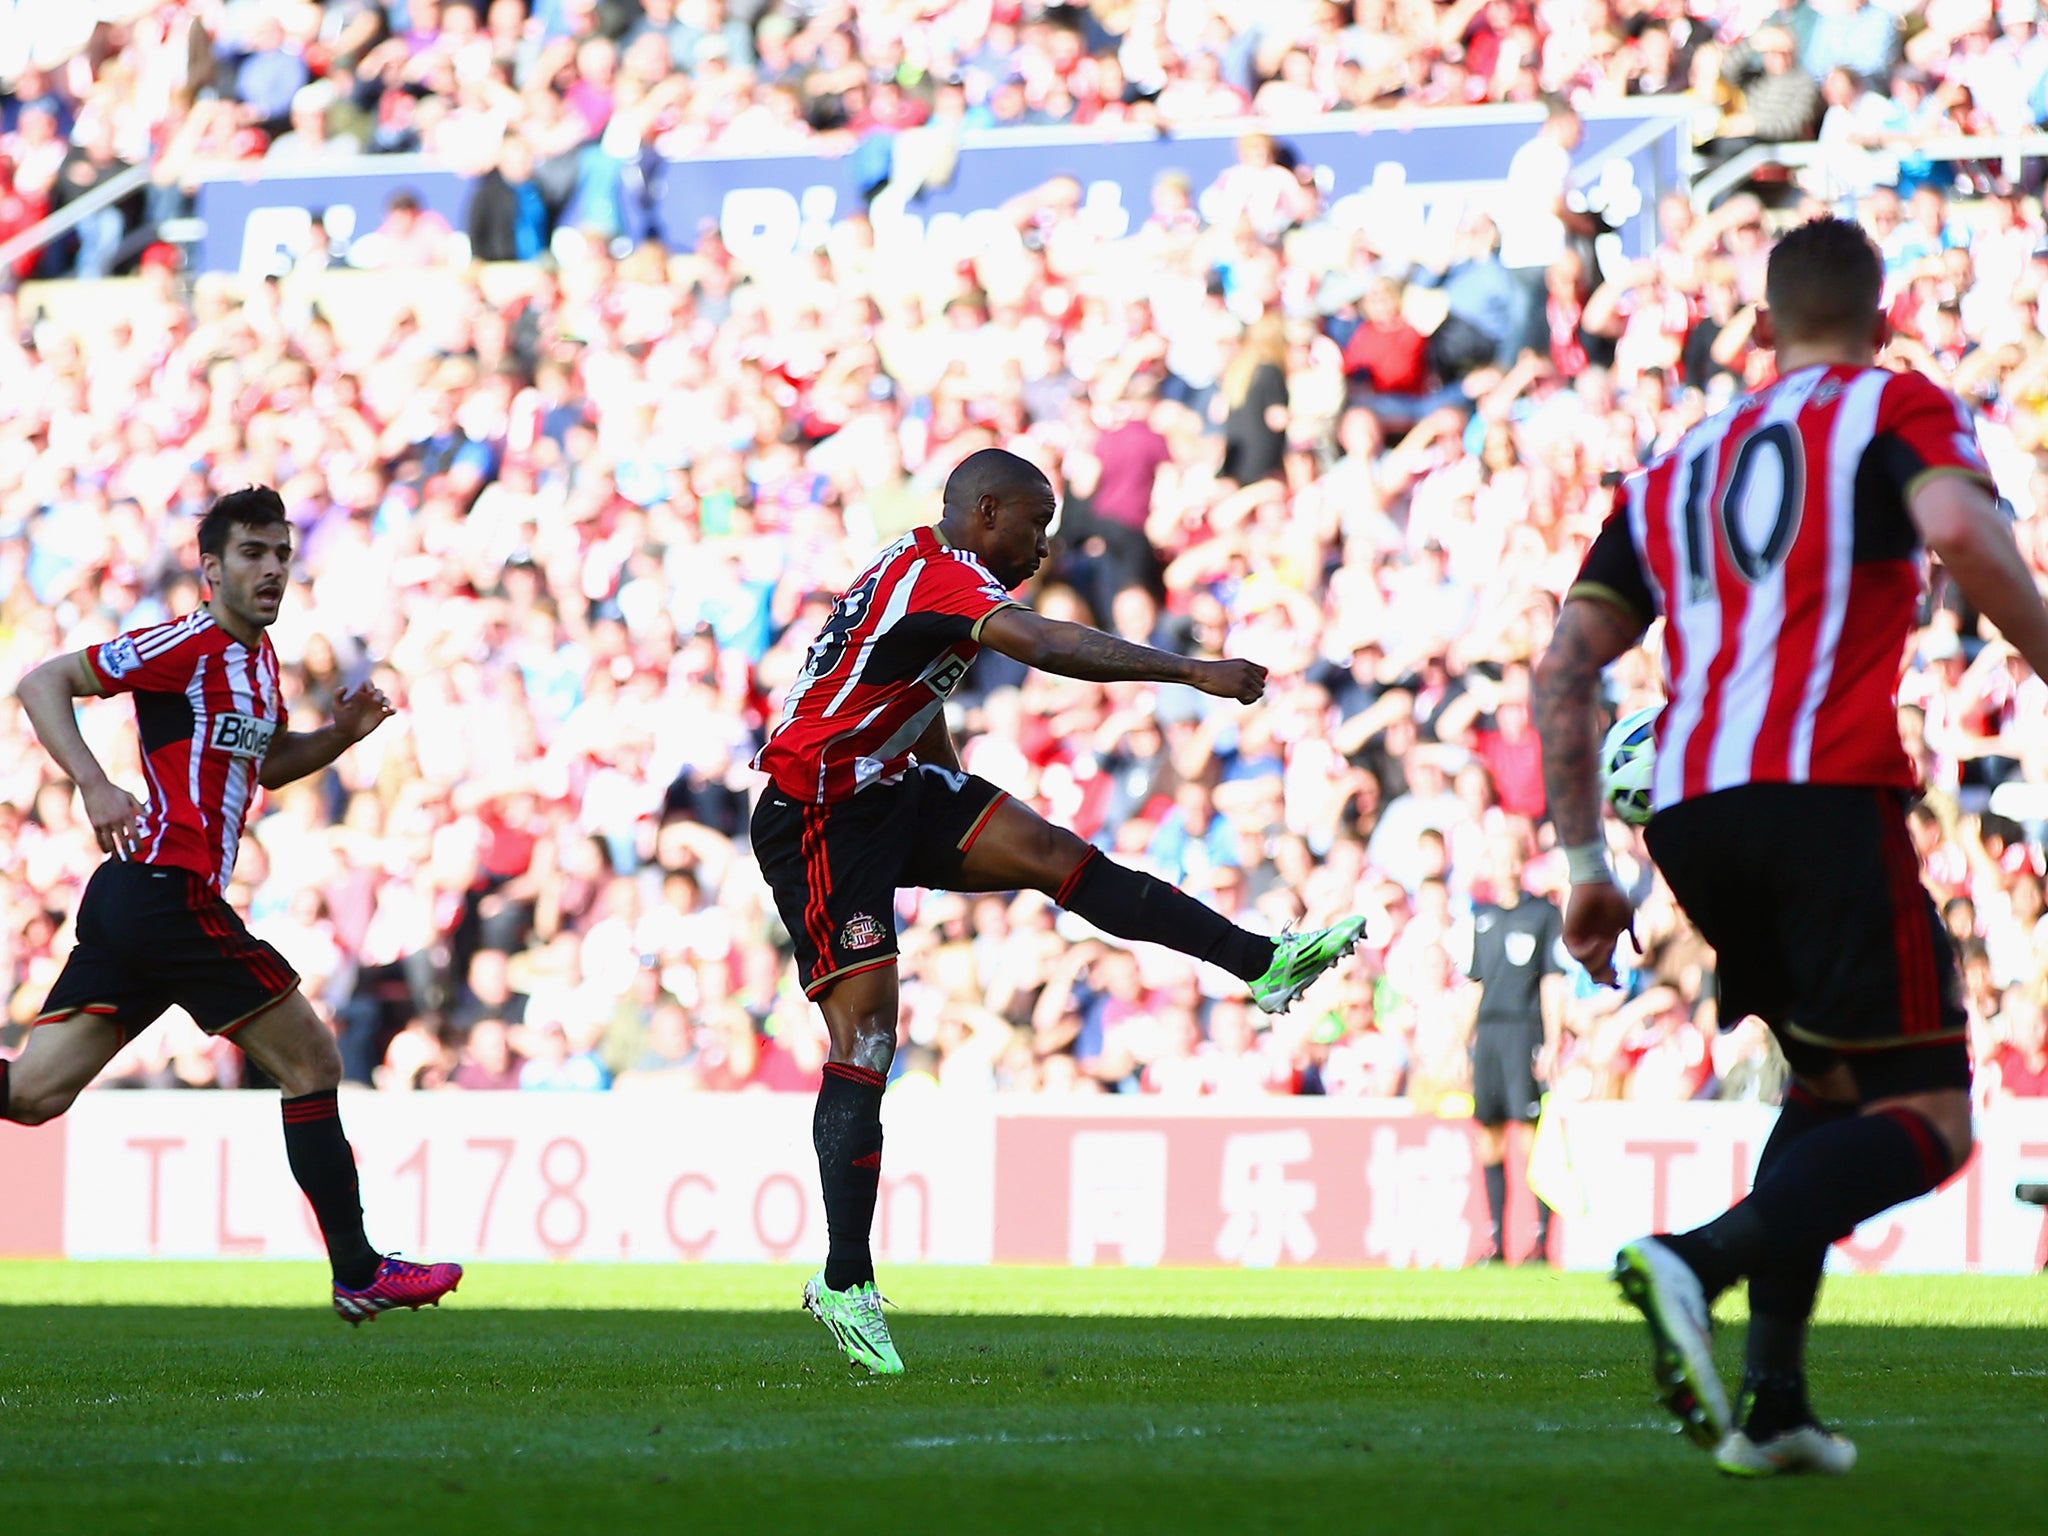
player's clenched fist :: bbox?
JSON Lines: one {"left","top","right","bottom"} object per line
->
{"left": 333, "top": 681, "right": 397, "bottom": 742}
{"left": 1562, "top": 881, "right": 1636, "bottom": 987}
{"left": 1196, "top": 658, "right": 1268, "bottom": 704}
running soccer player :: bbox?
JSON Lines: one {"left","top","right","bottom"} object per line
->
{"left": 4, "top": 487, "right": 462, "bottom": 1323}
{"left": 753, "top": 449, "right": 1366, "bottom": 1374}
{"left": 1535, "top": 218, "right": 2048, "bottom": 1474}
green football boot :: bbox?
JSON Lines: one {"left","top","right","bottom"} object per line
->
{"left": 802, "top": 1270, "right": 904, "bottom": 1376}
{"left": 1249, "top": 917, "right": 1369, "bottom": 1015}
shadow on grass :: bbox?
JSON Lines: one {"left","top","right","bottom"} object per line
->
{"left": 0, "top": 1308, "right": 2043, "bottom": 1536}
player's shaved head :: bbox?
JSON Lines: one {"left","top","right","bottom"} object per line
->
{"left": 938, "top": 448, "right": 1056, "bottom": 589}
{"left": 942, "top": 449, "right": 1052, "bottom": 517}
{"left": 1764, "top": 217, "right": 1885, "bottom": 348}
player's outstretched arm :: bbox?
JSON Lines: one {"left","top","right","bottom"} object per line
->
{"left": 1911, "top": 477, "right": 2048, "bottom": 681}
{"left": 977, "top": 608, "right": 1267, "bottom": 702}
{"left": 259, "top": 681, "right": 397, "bottom": 790}
{"left": 1533, "top": 595, "right": 1647, "bottom": 984}
{"left": 14, "top": 651, "right": 146, "bottom": 859}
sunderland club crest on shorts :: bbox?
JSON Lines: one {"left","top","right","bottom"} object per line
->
{"left": 839, "top": 914, "right": 887, "bottom": 952}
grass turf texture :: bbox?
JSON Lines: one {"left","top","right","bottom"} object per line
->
{"left": 1, "top": 1264, "right": 2042, "bottom": 1534}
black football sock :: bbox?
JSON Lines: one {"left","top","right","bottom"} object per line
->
{"left": 1753, "top": 1083, "right": 1857, "bottom": 1186}
{"left": 280, "top": 1091, "right": 381, "bottom": 1288}
{"left": 1663, "top": 1083, "right": 1852, "bottom": 1293}
{"left": 1742, "top": 1246, "right": 1822, "bottom": 1442}
{"left": 1055, "top": 850, "right": 1276, "bottom": 981}
{"left": 1735, "top": 1083, "right": 1851, "bottom": 1430}
{"left": 1741, "top": 1267, "right": 1824, "bottom": 1439}
{"left": 815, "top": 1062, "right": 885, "bottom": 1291}
{"left": 1662, "top": 1107, "right": 1955, "bottom": 1301}
{"left": 1483, "top": 1161, "right": 1507, "bottom": 1254}
{"left": 1533, "top": 1196, "right": 1552, "bottom": 1257}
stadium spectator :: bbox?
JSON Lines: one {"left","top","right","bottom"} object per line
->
{"left": 466, "top": 135, "right": 555, "bottom": 262}
{"left": 3, "top": 0, "right": 2019, "bottom": 283}
{"left": 1721, "top": 26, "right": 1826, "bottom": 147}
{"left": 2, "top": 0, "right": 2046, "bottom": 1140}
{"left": 452, "top": 1017, "right": 525, "bottom": 1090}
{"left": 266, "top": 82, "right": 365, "bottom": 165}
{"left": 1988, "top": 987, "right": 2048, "bottom": 1098}
{"left": 233, "top": 15, "right": 312, "bottom": 134}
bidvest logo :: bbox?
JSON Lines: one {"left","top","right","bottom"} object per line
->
{"left": 923, "top": 653, "right": 969, "bottom": 699}
{"left": 207, "top": 712, "right": 276, "bottom": 759}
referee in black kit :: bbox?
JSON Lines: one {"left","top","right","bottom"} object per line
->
{"left": 1463, "top": 825, "right": 1567, "bottom": 1264}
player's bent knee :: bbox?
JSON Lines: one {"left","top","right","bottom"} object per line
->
{"left": 844, "top": 1022, "right": 895, "bottom": 1074}
{"left": 1045, "top": 821, "right": 1089, "bottom": 864}
{"left": 281, "top": 1031, "right": 345, "bottom": 1097}
{"left": 1026, "top": 826, "right": 1092, "bottom": 893}
{"left": 7, "top": 1083, "right": 78, "bottom": 1126}
{"left": 237, "top": 993, "right": 345, "bottom": 1097}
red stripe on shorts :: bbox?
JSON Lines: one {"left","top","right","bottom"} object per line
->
{"left": 1877, "top": 794, "right": 1939, "bottom": 1038}
{"left": 799, "top": 807, "right": 836, "bottom": 984}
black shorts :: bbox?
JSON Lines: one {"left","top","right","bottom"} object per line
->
{"left": 1471, "top": 1020, "right": 1544, "bottom": 1125}
{"left": 752, "top": 765, "right": 1010, "bottom": 997}
{"left": 36, "top": 860, "right": 300, "bottom": 1039}
{"left": 1645, "top": 783, "right": 1970, "bottom": 1099}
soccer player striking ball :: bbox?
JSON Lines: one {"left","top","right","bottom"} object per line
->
{"left": 5, "top": 488, "right": 462, "bottom": 1323}
{"left": 1536, "top": 218, "right": 2048, "bottom": 1475}
{"left": 753, "top": 449, "right": 1365, "bottom": 1373}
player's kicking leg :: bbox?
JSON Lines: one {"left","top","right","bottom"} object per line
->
{"left": 233, "top": 994, "right": 463, "bottom": 1323}
{"left": 954, "top": 798, "right": 1367, "bottom": 1014}
{"left": 757, "top": 772, "right": 1366, "bottom": 1378}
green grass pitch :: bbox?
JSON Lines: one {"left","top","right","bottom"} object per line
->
{"left": 1, "top": 1262, "right": 2043, "bottom": 1534}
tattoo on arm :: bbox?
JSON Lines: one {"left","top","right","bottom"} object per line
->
{"left": 1038, "top": 620, "right": 1197, "bottom": 685}
{"left": 1534, "top": 598, "right": 1648, "bottom": 852}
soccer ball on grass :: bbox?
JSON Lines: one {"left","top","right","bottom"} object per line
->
{"left": 1600, "top": 706, "right": 1660, "bottom": 827}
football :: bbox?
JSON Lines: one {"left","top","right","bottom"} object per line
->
{"left": 1601, "top": 705, "right": 1661, "bottom": 826}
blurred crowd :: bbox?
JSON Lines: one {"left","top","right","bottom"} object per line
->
{"left": 3, "top": 5, "right": 2048, "bottom": 1116}
{"left": 12, "top": 1, "right": 2048, "bottom": 276}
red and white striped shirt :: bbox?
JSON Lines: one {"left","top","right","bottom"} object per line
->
{"left": 755, "top": 525, "right": 1018, "bottom": 804}
{"left": 1572, "top": 364, "right": 1994, "bottom": 811}
{"left": 87, "top": 611, "right": 282, "bottom": 891}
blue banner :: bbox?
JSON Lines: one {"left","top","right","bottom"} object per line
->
{"left": 196, "top": 105, "right": 1689, "bottom": 277}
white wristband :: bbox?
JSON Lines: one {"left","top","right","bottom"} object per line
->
{"left": 1564, "top": 842, "right": 1613, "bottom": 887}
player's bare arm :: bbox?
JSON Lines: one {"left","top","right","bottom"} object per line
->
{"left": 1911, "top": 475, "right": 2048, "bottom": 679}
{"left": 978, "top": 607, "right": 1268, "bottom": 701}
{"left": 1532, "top": 594, "right": 1645, "bottom": 983}
{"left": 258, "top": 682, "right": 397, "bottom": 790}
{"left": 14, "top": 650, "right": 145, "bottom": 859}
{"left": 909, "top": 705, "right": 963, "bottom": 774}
